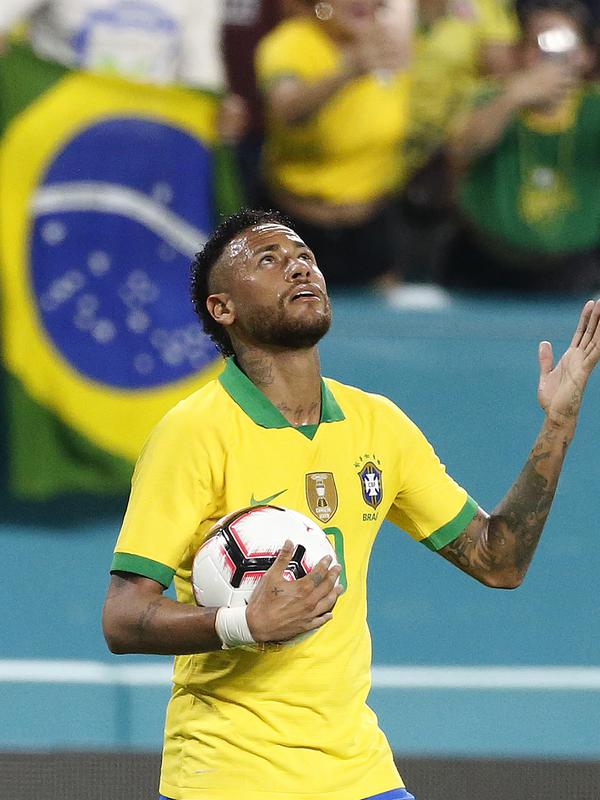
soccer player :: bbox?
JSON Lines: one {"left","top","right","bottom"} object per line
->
{"left": 103, "top": 208, "right": 600, "bottom": 800}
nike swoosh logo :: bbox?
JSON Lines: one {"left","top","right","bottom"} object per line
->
{"left": 250, "top": 489, "right": 288, "bottom": 507}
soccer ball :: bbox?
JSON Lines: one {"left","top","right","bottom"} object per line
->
{"left": 192, "top": 504, "right": 338, "bottom": 612}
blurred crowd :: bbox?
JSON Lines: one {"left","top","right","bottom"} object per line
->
{"left": 2, "top": 0, "right": 600, "bottom": 300}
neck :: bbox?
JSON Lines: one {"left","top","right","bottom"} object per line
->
{"left": 234, "top": 344, "right": 323, "bottom": 427}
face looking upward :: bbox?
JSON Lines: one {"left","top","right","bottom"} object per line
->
{"left": 207, "top": 224, "right": 332, "bottom": 352}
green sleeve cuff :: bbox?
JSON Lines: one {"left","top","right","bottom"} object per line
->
{"left": 421, "top": 496, "right": 479, "bottom": 552}
{"left": 110, "top": 552, "right": 175, "bottom": 588}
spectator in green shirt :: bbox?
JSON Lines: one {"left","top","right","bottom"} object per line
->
{"left": 446, "top": 0, "right": 599, "bottom": 293}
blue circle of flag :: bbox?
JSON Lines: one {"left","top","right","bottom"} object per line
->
{"left": 31, "top": 117, "right": 217, "bottom": 389}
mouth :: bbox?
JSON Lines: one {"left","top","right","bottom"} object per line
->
{"left": 289, "top": 285, "right": 322, "bottom": 303}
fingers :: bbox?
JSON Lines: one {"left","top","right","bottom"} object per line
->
{"left": 304, "top": 559, "right": 341, "bottom": 596}
{"left": 269, "top": 540, "right": 296, "bottom": 577}
{"left": 570, "top": 299, "right": 596, "bottom": 348}
{"left": 304, "top": 611, "right": 334, "bottom": 632}
{"left": 313, "top": 583, "right": 345, "bottom": 618}
{"left": 580, "top": 299, "right": 600, "bottom": 354}
{"left": 305, "top": 585, "right": 345, "bottom": 630}
{"left": 538, "top": 341, "right": 554, "bottom": 377}
{"left": 251, "top": 558, "right": 343, "bottom": 643}
{"left": 266, "top": 548, "right": 339, "bottom": 594}
{"left": 300, "top": 580, "right": 344, "bottom": 634}
{"left": 305, "top": 554, "right": 334, "bottom": 588}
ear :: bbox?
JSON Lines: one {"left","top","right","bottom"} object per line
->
{"left": 206, "top": 293, "right": 235, "bottom": 327}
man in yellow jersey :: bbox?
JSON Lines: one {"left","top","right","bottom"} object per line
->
{"left": 103, "top": 208, "right": 600, "bottom": 800}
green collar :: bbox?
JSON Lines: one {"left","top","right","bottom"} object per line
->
{"left": 219, "top": 357, "right": 344, "bottom": 439}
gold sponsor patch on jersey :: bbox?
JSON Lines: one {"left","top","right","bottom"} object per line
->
{"left": 305, "top": 472, "right": 338, "bottom": 523}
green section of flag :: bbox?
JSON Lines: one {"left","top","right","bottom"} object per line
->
{"left": 2, "top": 368, "right": 134, "bottom": 500}
{"left": 0, "top": 42, "right": 69, "bottom": 134}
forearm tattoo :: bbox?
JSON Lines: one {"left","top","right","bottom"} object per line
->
{"left": 443, "top": 422, "right": 573, "bottom": 585}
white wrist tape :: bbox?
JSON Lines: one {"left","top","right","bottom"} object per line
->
{"left": 215, "top": 606, "right": 255, "bottom": 649}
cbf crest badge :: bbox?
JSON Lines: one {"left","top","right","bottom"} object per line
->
{"left": 305, "top": 472, "right": 338, "bottom": 523}
{"left": 356, "top": 454, "right": 383, "bottom": 509}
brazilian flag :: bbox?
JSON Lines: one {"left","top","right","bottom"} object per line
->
{"left": 0, "top": 43, "right": 241, "bottom": 500}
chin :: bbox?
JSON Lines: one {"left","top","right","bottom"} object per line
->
{"left": 243, "top": 302, "right": 332, "bottom": 349}
{"left": 270, "top": 312, "right": 332, "bottom": 349}
{"left": 276, "top": 319, "right": 331, "bottom": 349}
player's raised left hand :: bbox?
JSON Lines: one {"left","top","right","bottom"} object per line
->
{"left": 538, "top": 299, "right": 600, "bottom": 427}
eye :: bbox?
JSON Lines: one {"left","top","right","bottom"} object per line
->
{"left": 299, "top": 251, "right": 313, "bottom": 261}
{"left": 259, "top": 253, "right": 275, "bottom": 265}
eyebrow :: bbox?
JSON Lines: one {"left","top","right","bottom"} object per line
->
{"left": 253, "top": 240, "right": 309, "bottom": 255}
{"left": 254, "top": 243, "right": 281, "bottom": 253}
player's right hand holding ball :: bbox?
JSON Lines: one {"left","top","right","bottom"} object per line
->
{"left": 246, "top": 540, "right": 343, "bottom": 644}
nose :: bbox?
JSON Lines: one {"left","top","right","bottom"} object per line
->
{"left": 284, "top": 257, "right": 312, "bottom": 282}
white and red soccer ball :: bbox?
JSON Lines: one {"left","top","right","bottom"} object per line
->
{"left": 192, "top": 505, "right": 338, "bottom": 609}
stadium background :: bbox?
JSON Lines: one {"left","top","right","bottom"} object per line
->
{"left": 1, "top": 4, "right": 600, "bottom": 800}
{"left": 2, "top": 296, "right": 600, "bottom": 799}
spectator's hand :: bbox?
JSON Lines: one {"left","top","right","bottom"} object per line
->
{"left": 246, "top": 540, "right": 343, "bottom": 643}
{"left": 217, "top": 93, "right": 250, "bottom": 145}
{"left": 505, "top": 61, "right": 578, "bottom": 109}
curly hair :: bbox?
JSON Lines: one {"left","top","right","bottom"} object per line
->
{"left": 190, "top": 208, "right": 291, "bottom": 358}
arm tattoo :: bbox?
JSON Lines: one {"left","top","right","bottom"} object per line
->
{"left": 443, "top": 522, "right": 479, "bottom": 570}
{"left": 442, "top": 421, "right": 573, "bottom": 586}
{"left": 493, "top": 454, "right": 553, "bottom": 573}
{"left": 490, "top": 426, "right": 561, "bottom": 576}
{"left": 136, "top": 598, "right": 162, "bottom": 639}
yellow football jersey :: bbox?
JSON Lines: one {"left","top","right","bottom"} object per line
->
{"left": 255, "top": 17, "right": 411, "bottom": 203}
{"left": 112, "top": 359, "right": 477, "bottom": 800}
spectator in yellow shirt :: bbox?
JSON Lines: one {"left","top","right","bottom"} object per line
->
{"left": 256, "top": 0, "right": 413, "bottom": 287}
{"left": 406, "top": 0, "right": 519, "bottom": 176}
